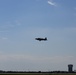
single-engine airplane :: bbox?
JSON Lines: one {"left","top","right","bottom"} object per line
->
{"left": 35, "top": 37, "right": 47, "bottom": 41}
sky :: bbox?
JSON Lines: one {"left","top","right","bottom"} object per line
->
{"left": 0, "top": 0, "right": 76, "bottom": 71}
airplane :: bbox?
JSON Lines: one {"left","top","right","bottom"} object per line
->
{"left": 35, "top": 37, "right": 47, "bottom": 41}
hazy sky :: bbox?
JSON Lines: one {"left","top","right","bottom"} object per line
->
{"left": 0, "top": 0, "right": 76, "bottom": 71}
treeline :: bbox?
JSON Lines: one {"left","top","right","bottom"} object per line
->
{"left": 0, "top": 70, "right": 76, "bottom": 73}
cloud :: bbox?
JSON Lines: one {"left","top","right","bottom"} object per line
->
{"left": 0, "top": 53, "right": 76, "bottom": 64}
{"left": 0, "top": 20, "right": 21, "bottom": 31}
{"left": 47, "top": 0, "right": 56, "bottom": 6}
{"left": 0, "top": 31, "right": 9, "bottom": 33}
{"left": 2, "top": 37, "right": 8, "bottom": 40}
{"left": 0, "top": 53, "right": 76, "bottom": 71}
{"left": 15, "top": 20, "right": 21, "bottom": 26}
{"left": 74, "top": 7, "right": 76, "bottom": 16}
{"left": 74, "top": 7, "right": 76, "bottom": 10}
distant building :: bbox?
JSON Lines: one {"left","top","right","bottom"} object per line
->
{"left": 68, "top": 64, "right": 73, "bottom": 72}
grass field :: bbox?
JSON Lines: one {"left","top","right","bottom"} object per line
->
{"left": 0, "top": 73, "right": 76, "bottom": 75}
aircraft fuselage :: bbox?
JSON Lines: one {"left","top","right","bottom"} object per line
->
{"left": 35, "top": 37, "right": 47, "bottom": 41}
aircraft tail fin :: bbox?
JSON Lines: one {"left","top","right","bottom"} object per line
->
{"left": 45, "top": 37, "right": 47, "bottom": 40}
